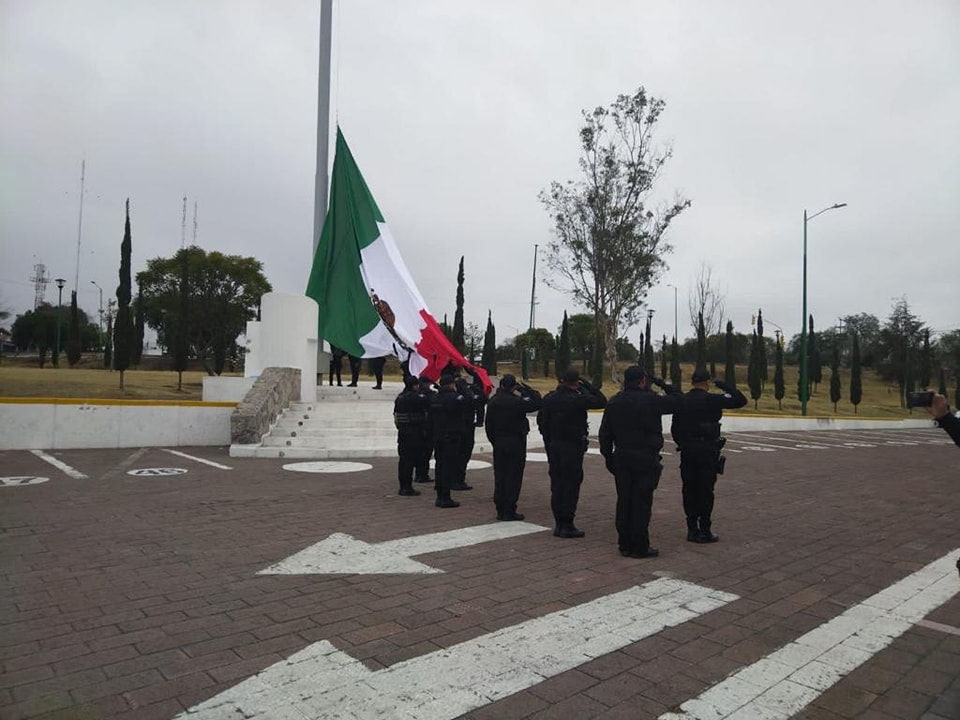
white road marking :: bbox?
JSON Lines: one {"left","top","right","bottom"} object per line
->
{"left": 282, "top": 461, "right": 373, "bottom": 473}
{"left": 724, "top": 436, "right": 800, "bottom": 451}
{"left": 28, "top": 449, "right": 88, "bottom": 479}
{"left": 259, "top": 522, "right": 550, "bottom": 576}
{"left": 127, "top": 467, "right": 188, "bottom": 476}
{"left": 660, "top": 549, "right": 959, "bottom": 720}
{"left": 162, "top": 448, "right": 232, "bottom": 469}
{"left": 745, "top": 432, "right": 851, "bottom": 449}
{"left": 0, "top": 476, "right": 50, "bottom": 487}
{"left": 178, "top": 578, "right": 739, "bottom": 720}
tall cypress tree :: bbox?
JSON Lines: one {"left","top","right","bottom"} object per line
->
{"left": 660, "top": 334, "right": 668, "bottom": 380}
{"left": 774, "top": 339, "right": 785, "bottom": 410}
{"left": 748, "top": 331, "right": 761, "bottom": 409}
{"left": 938, "top": 366, "right": 947, "bottom": 396}
{"left": 695, "top": 311, "right": 706, "bottom": 372}
{"left": 670, "top": 336, "right": 681, "bottom": 390}
{"left": 829, "top": 344, "right": 841, "bottom": 412}
{"left": 643, "top": 318, "right": 655, "bottom": 377}
{"left": 556, "top": 311, "right": 570, "bottom": 376}
{"left": 850, "top": 333, "right": 862, "bottom": 414}
{"left": 113, "top": 199, "right": 134, "bottom": 389}
{"left": 809, "top": 315, "right": 822, "bottom": 391}
{"left": 66, "top": 290, "right": 82, "bottom": 367}
{"left": 757, "top": 308, "right": 768, "bottom": 384}
{"left": 104, "top": 310, "right": 113, "bottom": 370}
{"left": 481, "top": 309, "right": 497, "bottom": 376}
{"left": 919, "top": 329, "right": 931, "bottom": 388}
{"left": 724, "top": 320, "right": 736, "bottom": 387}
{"left": 452, "top": 256, "right": 466, "bottom": 353}
{"left": 133, "top": 294, "right": 145, "bottom": 368}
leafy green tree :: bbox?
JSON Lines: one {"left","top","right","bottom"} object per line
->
{"left": 137, "top": 246, "right": 271, "bottom": 375}
{"left": 939, "top": 367, "right": 947, "bottom": 396}
{"left": 724, "top": 320, "right": 736, "bottom": 387}
{"left": 11, "top": 304, "right": 59, "bottom": 367}
{"left": 591, "top": 327, "right": 605, "bottom": 388}
{"left": 567, "top": 313, "right": 595, "bottom": 372}
{"left": 850, "top": 333, "right": 863, "bottom": 414}
{"left": 830, "top": 345, "right": 841, "bottom": 412}
{"left": 556, "top": 312, "right": 571, "bottom": 376}
{"left": 670, "top": 336, "right": 681, "bottom": 390}
{"left": 643, "top": 317, "right": 655, "bottom": 377}
{"left": 540, "top": 87, "right": 690, "bottom": 383}
{"left": 841, "top": 312, "right": 881, "bottom": 366}
{"left": 514, "top": 328, "right": 556, "bottom": 378}
{"left": 747, "top": 331, "right": 761, "bottom": 409}
{"left": 774, "top": 339, "right": 785, "bottom": 410}
{"left": 481, "top": 310, "right": 497, "bottom": 376}
{"left": 104, "top": 309, "right": 113, "bottom": 370}
{"left": 452, "top": 256, "right": 466, "bottom": 354}
{"left": 67, "top": 291, "right": 82, "bottom": 367}
{"left": 113, "top": 199, "right": 134, "bottom": 388}
{"left": 614, "top": 336, "right": 638, "bottom": 361}
{"left": 919, "top": 329, "right": 931, "bottom": 388}
{"left": 133, "top": 294, "right": 145, "bottom": 367}
{"left": 695, "top": 311, "right": 706, "bottom": 372}
{"left": 809, "top": 315, "right": 822, "bottom": 391}
{"left": 876, "top": 297, "right": 924, "bottom": 406}
{"left": 173, "top": 251, "right": 189, "bottom": 389}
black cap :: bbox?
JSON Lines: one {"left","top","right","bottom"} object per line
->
{"left": 404, "top": 375, "right": 419, "bottom": 389}
{"left": 439, "top": 373, "right": 455, "bottom": 386}
{"left": 692, "top": 367, "right": 712, "bottom": 383}
{"left": 560, "top": 368, "right": 580, "bottom": 383}
{"left": 623, "top": 365, "right": 645, "bottom": 384}
{"left": 500, "top": 374, "right": 517, "bottom": 389}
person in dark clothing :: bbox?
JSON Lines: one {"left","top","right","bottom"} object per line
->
{"left": 451, "top": 370, "right": 486, "bottom": 491}
{"left": 347, "top": 354, "right": 362, "bottom": 387}
{"left": 485, "top": 374, "right": 542, "bottom": 521}
{"left": 670, "top": 367, "right": 747, "bottom": 544}
{"left": 430, "top": 373, "right": 470, "bottom": 508}
{"left": 599, "top": 366, "right": 683, "bottom": 558}
{"left": 415, "top": 376, "right": 436, "bottom": 483}
{"left": 328, "top": 345, "right": 345, "bottom": 387}
{"left": 393, "top": 376, "right": 431, "bottom": 496}
{"left": 928, "top": 394, "right": 960, "bottom": 447}
{"left": 371, "top": 356, "right": 386, "bottom": 389}
{"left": 536, "top": 368, "right": 607, "bottom": 538}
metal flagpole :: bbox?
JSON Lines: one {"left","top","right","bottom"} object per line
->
{"left": 314, "top": 0, "right": 333, "bottom": 255}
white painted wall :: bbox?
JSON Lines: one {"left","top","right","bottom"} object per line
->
{"left": 202, "top": 376, "right": 256, "bottom": 402}
{"left": 0, "top": 401, "right": 233, "bottom": 450}
{"left": 244, "top": 292, "right": 318, "bottom": 402}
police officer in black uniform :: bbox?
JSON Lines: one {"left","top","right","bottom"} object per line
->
{"left": 430, "top": 373, "right": 469, "bottom": 508}
{"left": 393, "top": 375, "right": 430, "bottom": 496}
{"left": 328, "top": 345, "right": 345, "bottom": 387}
{"left": 347, "top": 354, "right": 362, "bottom": 387}
{"left": 484, "top": 374, "right": 542, "bottom": 521}
{"left": 599, "top": 366, "right": 683, "bottom": 558}
{"left": 415, "top": 375, "right": 436, "bottom": 483}
{"left": 670, "top": 367, "right": 747, "bottom": 543}
{"left": 451, "top": 370, "right": 486, "bottom": 491}
{"left": 537, "top": 368, "right": 607, "bottom": 538}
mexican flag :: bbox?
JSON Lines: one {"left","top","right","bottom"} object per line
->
{"left": 306, "top": 128, "right": 491, "bottom": 392}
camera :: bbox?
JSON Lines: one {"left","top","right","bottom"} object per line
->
{"left": 906, "top": 391, "right": 934, "bottom": 409}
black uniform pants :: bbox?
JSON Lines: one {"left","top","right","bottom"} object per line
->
{"left": 397, "top": 428, "right": 426, "bottom": 487}
{"left": 457, "top": 429, "right": 475, "bottom": 484}
{"left": 434, "top": 434, "right": 462, "bottom": 495}
{"left": 328, "top": 357, "right": 342, "bottom": 386}
{"left": 416, "top": 440, "right": 432, "bottom": 481}
{"left": 492, "top": 435, "right": 526, "bottom": 515}
{"left": 348, "top": 357, "right": 361, "bottom": 386}
{"left": 613, "top": 450, "right": 662, "bottom": 554}
{"left": 547, "top": 441, "right": 586, "bottom": 522}
{"left": 680, "top": 449, "right": 718, "bottom": 528}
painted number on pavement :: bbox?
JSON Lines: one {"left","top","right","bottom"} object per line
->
{"left": 0, "top": 476, "right": 50, "bottom": 487}
{"left": 127, "top": 467, "right": 189, "bottom": 476}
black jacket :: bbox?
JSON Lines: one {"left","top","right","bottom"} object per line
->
{"left": 485, "top": 386, "right": 543, "bottom": 442}
{"left": 670, "top": 382, "right": 747, "bottom": 451}
{"left": 430, "top": 387, "right": 470, "bottom": 441}
{"left": 537, "top": 383, "right": 607, "bottom": 448}
{"left": 937, "top": 411, "right": 960, "bottom": 448}
{"left": 599, "top": 386, "right": 683, "bottom": 457}
{"left": 393, "top": 387, "right": 430, "bottom": 430}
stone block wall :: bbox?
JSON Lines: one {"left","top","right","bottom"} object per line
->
{"left": 231, "top": 367, "right": 301, "bottom": 445}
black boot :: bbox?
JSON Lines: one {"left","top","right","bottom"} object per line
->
{"left": 398, "top": 481, "right": 420, "bottom": 497}
{"left": 686, "top": 517, "right": 699, "bottom": 542}
{"left": 497, "top": 511, "right": 525, "bottom": 521}
{"left": 694, "top": 517, "right": 719, "bottom": 543}
{"left": 555, "top": 520, "right": 585, "bottom": 538}
{"left": 435, "top": 492, "right": 460, "bottom": 508}
{"left": 449, "top": 481, "right": 473, "bottom": 491}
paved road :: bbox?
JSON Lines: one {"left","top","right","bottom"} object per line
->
{"left": 1, "top": 428, "right": 958, "bottom": 719}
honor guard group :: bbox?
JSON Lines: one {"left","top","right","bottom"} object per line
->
{"left": 393, "top": 364, "right": 747, "bottom": 559}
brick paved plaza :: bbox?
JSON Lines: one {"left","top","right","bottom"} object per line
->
{"left": 1, "top": 427, "right": 958, "bottom": 719}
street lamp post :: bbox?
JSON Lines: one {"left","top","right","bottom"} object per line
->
{"left": 800, "top": 203, "right": 847, "bottom": 415}
{"left": 90, "top": 280, "right": 103, "bottom": 351}
{"left": 666, "top": 284, "right": 678, "bottom": 341}
{"left": 54, "top": 278, "right": 66, "bottom": 368}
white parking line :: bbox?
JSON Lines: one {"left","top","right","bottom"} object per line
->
{"left": 660, "top": 549, "right": 959, "bottom": 720}
{"left": 724, "top": 435, "right": 801, "bottom": 451}
{"left": 161, "top": 448, "right": 232, "bottom": 470}
{"left": 28, "top": 450, "right": 88, "bottom": 479}
{"left": 744, "top": 432, "right": 853, "bottom": 449}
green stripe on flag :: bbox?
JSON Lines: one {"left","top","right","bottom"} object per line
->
{"left": 306, "top": 128, "right": 386, "bottom": 356}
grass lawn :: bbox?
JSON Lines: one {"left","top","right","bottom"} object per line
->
{"left": 0, "top": 354, "right": 928, "bottom": 419}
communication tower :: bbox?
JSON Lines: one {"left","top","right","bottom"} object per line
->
{"left": 30, "top": 263, "right": 50, "bottom": 308}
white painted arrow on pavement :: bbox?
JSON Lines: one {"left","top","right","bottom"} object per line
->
{"left": 258, "top": 521, "right": 549, "bottom": 575}
{"left": 178, "top": 578, "right": 739, "bottom": 720}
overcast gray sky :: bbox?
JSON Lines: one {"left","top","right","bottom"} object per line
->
{"left": 2, "top": 0, "right": 958, "bottom": 348}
